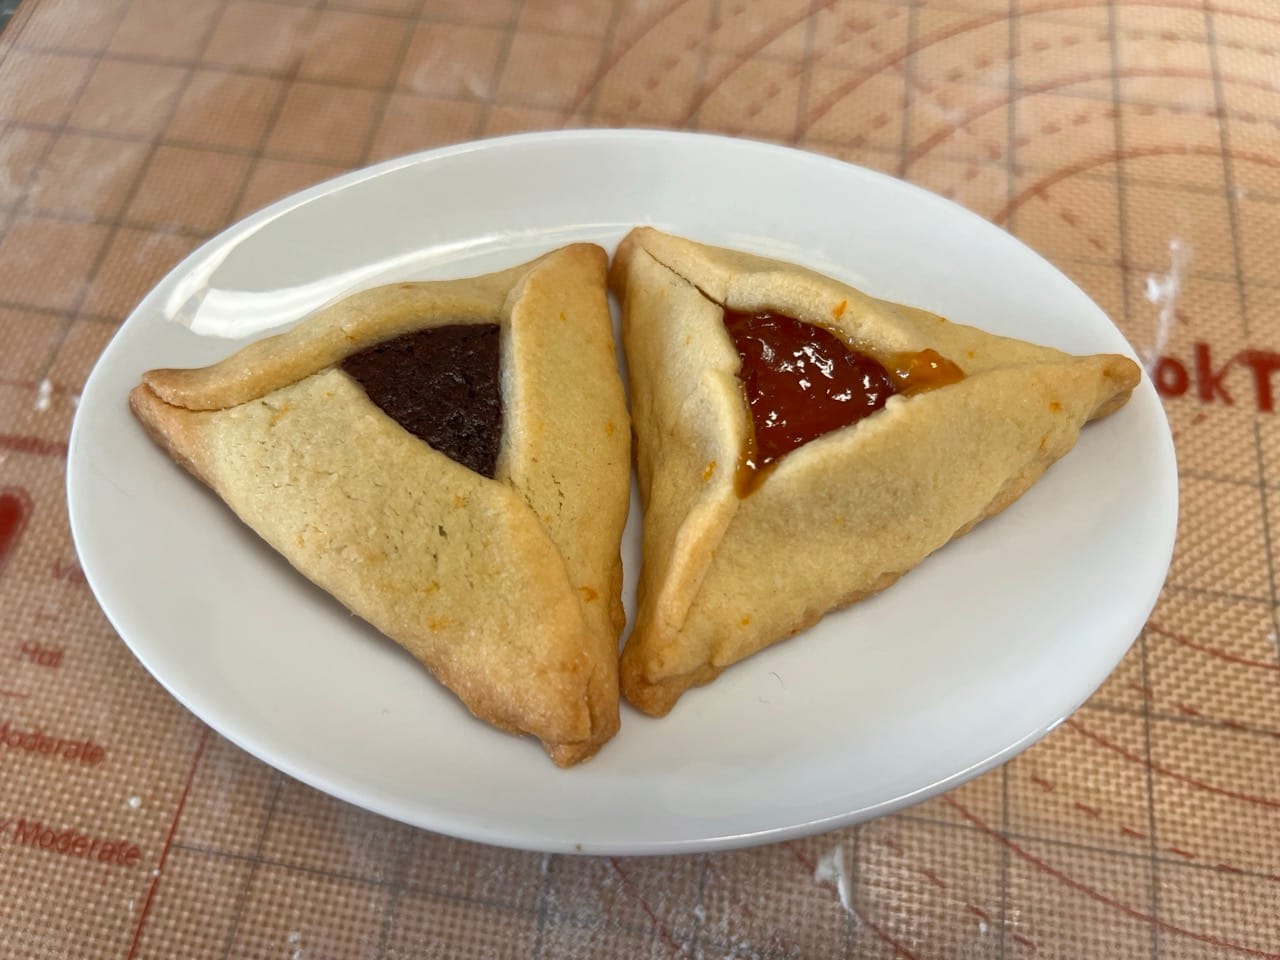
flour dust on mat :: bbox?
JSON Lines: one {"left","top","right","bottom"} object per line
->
{"left": 1142, "top": 237, "right": 1190, "bottom": 368}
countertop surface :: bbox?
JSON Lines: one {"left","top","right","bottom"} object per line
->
{"left": 1, "top": 0, "right": 1278, "bottom": 957}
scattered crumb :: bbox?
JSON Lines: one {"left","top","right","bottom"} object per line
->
{"left": 813, "top": 844, "right": 857, "bottom": 919}
{"left": 126, "top": 796, "right": 141, "bottom": 811}
{"left": 1142, "top": 238, "right": 1189, "bottom": 369}
{"left": 34, "top": 378, "right": 52, "bottom": 412}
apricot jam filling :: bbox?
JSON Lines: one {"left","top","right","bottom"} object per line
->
{"left": 722, "top": 310, "right": 964, "bottom": 494}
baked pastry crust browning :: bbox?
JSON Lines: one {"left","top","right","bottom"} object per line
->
{"left": 610, "top": 227, "right": 1141, "bottom": 717}
{"left": 131, "top": 244, "right": 630, "bottom": 766}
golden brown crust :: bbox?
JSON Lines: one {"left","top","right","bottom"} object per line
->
{"left": 131, "top": 245, "right": 629, "bottom": 766}
{"left": 612, "top": 227, "right": 1141, "bottom": 717}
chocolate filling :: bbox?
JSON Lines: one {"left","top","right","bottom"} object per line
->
{"left": 341, "top": 323, "right": 502, "bottom": 478}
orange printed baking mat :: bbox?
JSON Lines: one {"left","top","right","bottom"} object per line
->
{"left": 1, "top": 0, "right": 1278, "bottom": 956}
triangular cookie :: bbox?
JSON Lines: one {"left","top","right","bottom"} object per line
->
{"left": 610, "top": 227, "right": 1140, "bottom": 717}
{"left": 131, "top": 244, "right": 630, "bottom": 765}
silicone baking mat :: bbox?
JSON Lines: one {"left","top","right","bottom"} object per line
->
{"left": 1, "top": 0, "right": 1278, "bottom": 956}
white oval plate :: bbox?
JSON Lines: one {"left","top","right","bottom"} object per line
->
{"left": 68, "top": 130, "right": 1177, "bottom": 855}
